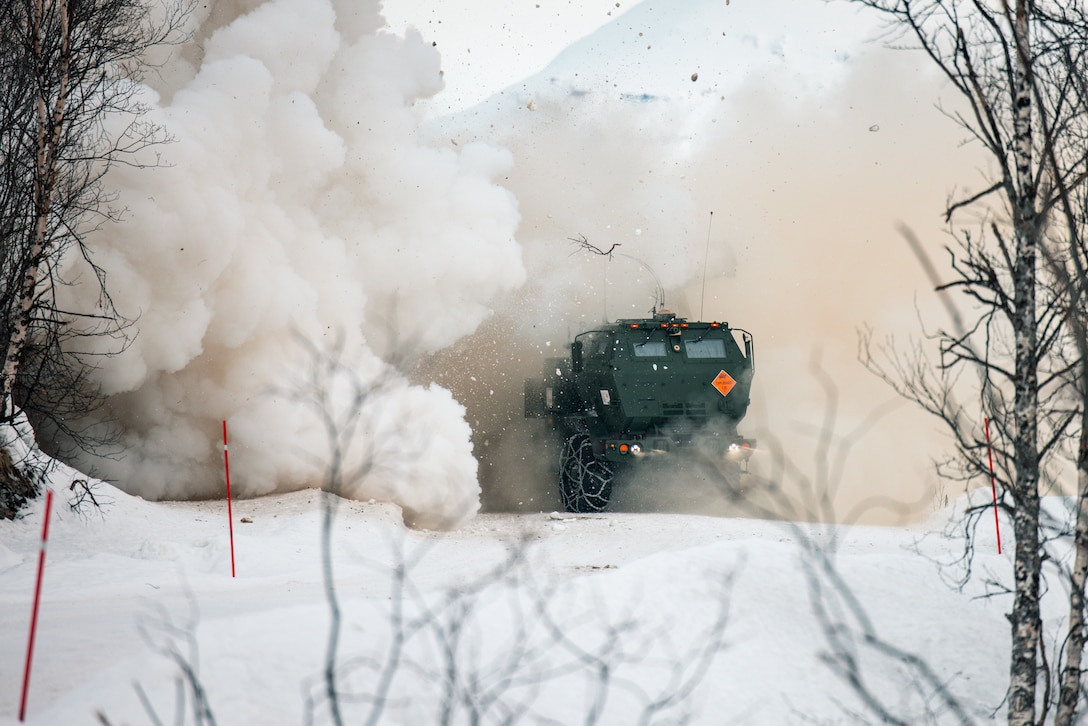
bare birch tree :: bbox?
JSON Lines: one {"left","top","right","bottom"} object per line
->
{"left": 1039, "top": 46, "right": 1088, "bottom": 721}
{"left": 849, "top": 1, "right": 1088, "bottom": 722}
{"left": 0, "top": 0, "right": 187, "bottom": 516}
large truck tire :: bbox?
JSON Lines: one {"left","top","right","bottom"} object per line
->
{"left": 559, "top": 433, "right": 614, "bottom": 513}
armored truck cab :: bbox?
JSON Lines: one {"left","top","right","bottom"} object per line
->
{"left": 526, "top": 309, "right": 755, "bottom": 512}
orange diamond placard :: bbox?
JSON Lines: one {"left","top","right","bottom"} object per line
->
{"left": 712, "top": 370, "right": 736, "bottom": 397}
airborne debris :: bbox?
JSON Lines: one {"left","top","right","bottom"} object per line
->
{"left": 691, "top": 72, "right": 699, "bottom": 81}
{"left": 569, "top": 233, "right": 620, "bottom": 258}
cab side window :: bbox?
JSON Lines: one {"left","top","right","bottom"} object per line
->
{"left": 683, "top": 338, "right": 727, "bottom": 359}
{"left": 633, "top": 340, "right": 668, "bottom": 357}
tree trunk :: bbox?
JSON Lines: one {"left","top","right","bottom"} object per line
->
{"left": 1056, "top": 421, "right": 1088, "bottom": 725}
{"left": 1007, "top": 1, "right": 1041, "bottom": 724}
{"left": 1009, "top": 495, "right": 1041, "bottom": 725}
{"left": 1, "top": 0, "right": 70, "bottom": 419}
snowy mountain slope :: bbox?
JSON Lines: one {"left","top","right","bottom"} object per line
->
{"left": 430, "top": 0, "right": 885, "bottom": 130}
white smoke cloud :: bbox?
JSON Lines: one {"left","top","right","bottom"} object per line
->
{"left": 52, "top": 0, "right": 524, "bottom": 528}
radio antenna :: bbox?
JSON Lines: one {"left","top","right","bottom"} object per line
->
{"left": 700, "top": 211, "right": 713, "bottom": 320}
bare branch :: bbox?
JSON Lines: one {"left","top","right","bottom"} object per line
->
{"left": 569, "top": 233, "right": 621, "bottom": 259}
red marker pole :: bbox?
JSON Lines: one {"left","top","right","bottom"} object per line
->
{"left": 984, "top": 417, "right": 1003, "bottom": 555}
{"left": 223, "top": 420, "right": 236, "bottom": 578}
{"left": 19, "top": 489, "right": 54, "bottom": 722}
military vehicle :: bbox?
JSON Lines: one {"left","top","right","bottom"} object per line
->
{"left": 525, "top": 308, "right": 755, "bottom": 512}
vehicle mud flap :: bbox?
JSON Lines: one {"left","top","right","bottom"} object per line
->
{"left": 559, "top": 433, "right": 614, "bottom": 513}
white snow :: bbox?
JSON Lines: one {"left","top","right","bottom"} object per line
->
{"left": 0, "top": 476, "right": 1026, "bottom": 724}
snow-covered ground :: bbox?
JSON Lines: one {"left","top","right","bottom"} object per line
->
{"left": 2, "top": 474, "right": 1018, "bottom": 725}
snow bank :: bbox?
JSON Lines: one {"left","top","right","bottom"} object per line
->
{"left": 0, "top": 486, "right": 1015, "bottom": 724}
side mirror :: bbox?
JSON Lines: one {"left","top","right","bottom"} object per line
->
{"left": 571, "top": 341, "right": 584, "bottom": 373}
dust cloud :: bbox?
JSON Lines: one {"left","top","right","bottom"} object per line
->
{"left": 415, "top": 0, "right": 985, "bottom": 523}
